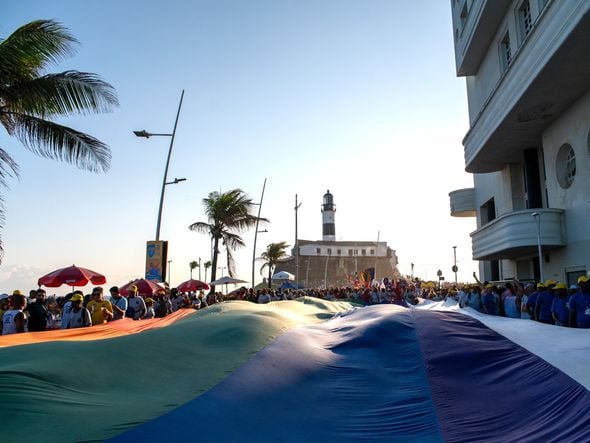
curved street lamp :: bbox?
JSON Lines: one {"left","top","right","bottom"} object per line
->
{"left": 134, "top": 90, "right": 185, "bottom": 241}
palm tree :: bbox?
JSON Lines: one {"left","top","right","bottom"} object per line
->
{"left": 189, "top": 260, "right": 198, "bottom": 279}
{"left": 189, "top": 189, "right": 266, "bottom": 293}
{"left": 203, "top": 260, "right": 212, "bottom": 282}
{"left": 259, "top": 242, "right": 290, "bottom": 288}
{"left": 0, "top": 20, "right": 118, "bottom": 260}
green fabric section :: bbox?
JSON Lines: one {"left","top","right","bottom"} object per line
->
{"left": 0, "top": 299, "right": 353, "bottom": 443}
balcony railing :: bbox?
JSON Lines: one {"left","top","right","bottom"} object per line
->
{"left": 449, "top": 188, "right": 476, "bottom": 217}
{"left": 471, "top": 208, "right": 564, "bottom": 260}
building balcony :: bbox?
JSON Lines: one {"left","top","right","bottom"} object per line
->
{"left": 449, "top": 188, "right": 476, "bottom": 217}
{"left": 463, "top": 0, "right": 590, "bottom": 173}
{"left": 470, "top": 208, "right": 565, "bottom": 261}
{"left": 454, "top": 0, "right": 511, "bottom": 76}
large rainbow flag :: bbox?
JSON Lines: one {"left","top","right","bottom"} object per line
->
{"left": 1, "top": 299, "right": 589, "bottom": 442}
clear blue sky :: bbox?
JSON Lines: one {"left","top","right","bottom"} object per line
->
{"left": 1, "top": 0, "right": 477, "bottom": 294}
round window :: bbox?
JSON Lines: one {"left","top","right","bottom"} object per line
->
{"left": 556, "top": 143, "right": 576, "bottom": 189}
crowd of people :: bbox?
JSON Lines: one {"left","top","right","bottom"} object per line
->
{"left": 2, "top": 275, "right": 589, "bottom": 335}
{"left": 0, "top": 284, "right": 214, "bottom": 335}
{"left": 451, "top": 276, "right": 590, "bottom": 328}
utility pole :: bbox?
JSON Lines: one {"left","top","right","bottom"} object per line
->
{"left": 295, "top": 194, "right": 302, "bottom": 288}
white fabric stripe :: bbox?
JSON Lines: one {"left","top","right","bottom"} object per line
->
{"left": 414, "top": 299, "right": 590, "bottom": 390}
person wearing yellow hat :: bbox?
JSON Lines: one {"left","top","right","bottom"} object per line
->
{"left": 61, "top": 292, "right": 91, "bottom": 329}
{"left": 2, "top": 292, "right": 27, "bottom": 334}
{"left": 482, "top": 284, "right": 498, "bottom": 315}
{"left": 550, "top": 283, "right": 569, "bottom": 327}
{"left": 143, "top": 297, "right": 155, "bottom": 319}
{"left": 126, "top": 285, "right": 146, "bottom": 320}
{"left": 526, "top": 283, "right": 545, "bottom": 320}
{"left": 569, "top": 275, "right": 590, "bottom": 328}
{"left": 536, "top": 280, "right": 556, "bottom": 324}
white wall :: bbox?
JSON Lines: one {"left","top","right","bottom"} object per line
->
{"left": 540, "top": 89, "right": 590, "bottom": 280}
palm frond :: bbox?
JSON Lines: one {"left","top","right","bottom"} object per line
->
{"left": 0, "top": 148, "right": 19, "bottom": 189}
{"left": 223, "top": 232, "right": 245, "bottom": 250}
{"left": 0, "top": 148, "right": 16, "bottom": 263}
{"left": 6, "top": 71, "right": 119, "bottom": 117}
{"left": 188, "top": 221, "right": 213, "bottom": 234}
{"left": 9, "top": 113, "right": 110, "bottom": 172}
{"left": 0, "top": 20, "right": 77, "bottom": 82}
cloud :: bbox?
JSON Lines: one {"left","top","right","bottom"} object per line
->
{"left": 0, "top": 264, "right": 46, "bottom": 294}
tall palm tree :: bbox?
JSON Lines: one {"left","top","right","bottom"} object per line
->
{"left": 259, "top": 242, "right": 290, "bottom": 288}
{"left": 203, "top": 260, "right": 212, "bottom": 282}
{"left": 189, "top": 189, "right": 266, "bottom": 292}
{"left": 0, "top": 19, "right": 118, "bottom": 259}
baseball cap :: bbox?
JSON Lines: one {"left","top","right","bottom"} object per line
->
{"left": 71, "top": 293, "right": 84, "bottom": 302}
{"left": 578, "top": 275, "right": 589, "bottom": 284}
{"left": 554, "top": 283, "right": 567, "bottom": 290}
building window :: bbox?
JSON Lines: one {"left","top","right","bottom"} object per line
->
{"left": 370, "top": 249, "right": 375, "bottom": 255}
{"left": 348, "top": 249, "right": 353, "bottom": 256}
{"left": 361, "top": 249, "right": 366, "bottom": 256}
{"left": 316, "top": 248, "right": 321, "bottom": 255}
{"left": 459, "top": 1, "right": 468, "bottom": 32}
{"left": 354, "top": 249, "right": 358, "bottom": 255}
{"left": 480, "top": 198, "right": 496, "bottom": 226}
{"left": 327, "top": 248, "right": 332, "bottom": 255}
{"left": 336, "top": 249, "right": 341, "bottom": 255}
{"left": 500, "top": 32, "right": 511, "bottom": 71}
{"left": 518, "top": 1, "right": 533, "bottom": 40}
{"left": 556, "top": 143, "right": 576, "bottom": 189}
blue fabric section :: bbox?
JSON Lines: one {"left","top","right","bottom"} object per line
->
{"left": 411, "top": 310, "right": 590, "bottom": 443}
{"left": 110, "top": 305, "right": 443, "bottom": 442}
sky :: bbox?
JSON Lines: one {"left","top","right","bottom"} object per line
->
{"left": 1, "top": 0, "right": 477, "bottom": 295}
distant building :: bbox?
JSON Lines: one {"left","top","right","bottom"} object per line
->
{"left": 448, "top": 1, "right": 590, "bottom": 285}
{"left": 276, "top": 190, "right": 399, "bottom": 288}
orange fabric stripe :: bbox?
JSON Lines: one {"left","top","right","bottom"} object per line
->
{"left": 0, "top": 309, "right": 195, "bottom": 349}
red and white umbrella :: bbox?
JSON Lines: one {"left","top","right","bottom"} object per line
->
{"left": 176, "top": 279, "right": 209, "bottom": 293}
{"left": 38, "top": 264, "right": 106, "bottom": 288}
{"left": 119, "top": 278, "right": 165, "bottom": 297}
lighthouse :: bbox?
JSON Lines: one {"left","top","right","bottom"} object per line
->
{"left": 321, "top": 190, "right": 336, "bottom": 241}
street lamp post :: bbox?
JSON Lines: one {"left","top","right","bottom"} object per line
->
{"left": 532, "top": 212, "right": 544, "bottom": 282}
{"left": 452, "top": 246, "right": 458, "bottom": 285}
{"left": 198, "top": 257, "right": 202, "bottom": 280}
{"left": 134, "top": 90, "right": 185, "bottom": 242}
{"left": 295, "top": 194, "right": 302, "bottom": 288}
{"left": 168, "top": 260, "right": 172, "bottom": 286}
{"left": 251, "top": 178, "right": 267, "bottom": 289}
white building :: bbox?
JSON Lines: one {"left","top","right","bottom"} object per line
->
{"left": 276, "top": 190, "right": 399, "bottom": 288}
{"left": 449, "top": 0, "right": 590, "bottom": 286}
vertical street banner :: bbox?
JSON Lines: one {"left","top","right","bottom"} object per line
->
{"left": 145, "top": 241, "right": 168, "bottom": 282}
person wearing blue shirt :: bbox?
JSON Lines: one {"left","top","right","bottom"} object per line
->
{"left": 569, "top": 276, "right": 590, "bottom": 328}
{"left": 535, "top": 280, "right": 556, "bottom": 324}
{"left": 525, "top": 283, "right": 544, "bottom": 320}
{"left": 466, "top": 286, "right": 482, "bottom": 312}
{"left": 550, "top": 283, "right": 569, "bottom": 326}
{"left": 482, "top": 284, "right": 497, "bottom": 315}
